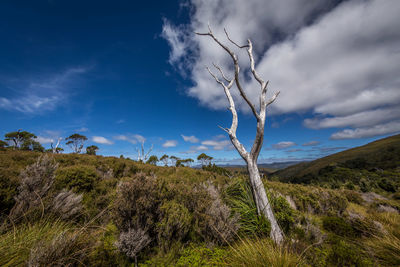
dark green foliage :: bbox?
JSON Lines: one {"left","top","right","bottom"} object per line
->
{"left": 86, "top": 145, "right": 99, "bottom": 155}
{"left": 202, "top": 164, "right": 232, "bottom": 176}
{"left": 5, "top": 130, "right": 36, "bottom": 149}
{"left": 146, "top": 155, "right": 158, "bottom": 165}
{"left": 65, "top": 133, "right": 87, "bottom": 153}
{"left": 21, "top": 139, "right": 44, "bottom": 152}
{"left": 0, "top": 140, "right": 8, "bottom": 149}
{"left": 197, "top": 153, "right": 213, "bottom": 166}
{"left": 0, "top": 174, "right": 18, "bottom": 217}
{"left": 175, "top": 244, "right": 227, "bottom": 266}
{"left": 326, "top": 236, "right": 374, "bottom": 266}
{"left": 55, "top": 165, "right": 98, "bottom": 193}
{"left": 270, "top": 195, "right": 296, "bottom": 234}
{"left": 322, "top": 216, "right": 357, "bottom": 237}
{"left": 225, "top": 179, "right": 271, "bottom": 236}
{"left": 157, "top": 200, "right": 192, "bottom": 249}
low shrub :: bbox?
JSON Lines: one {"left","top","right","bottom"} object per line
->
{"left": 55, "top": 165, "right": 98, "bottom": 193}
{"left": 175, "top": 244, "right": 227, "bottom": 267}
{"left": 322, "top": 216, "right": 357, "bottom": 237}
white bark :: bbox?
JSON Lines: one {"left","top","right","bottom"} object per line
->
{"left": 196, "top": 25, "right": 284, "bottom": 244}
{"left": 136, "top": 141, "right": 153, "bottom": 162}
{"left": 51, "top": 137, "right": 62, "bottom": 154}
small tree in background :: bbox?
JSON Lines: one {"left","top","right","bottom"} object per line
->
{"left": 183, "top": 158, "right": 194, "bottom": 167}
{"left": 160, "top": 154, "right": 169, "bottom": 166}
{"left": 146, "top": 155, "right": 158, "bottom": 165}
{"left": 86, "top": 145, "right": 99, "bottom": 155}
{"left": 5, "top": 130, "right": 36, "bottom": 150}
{"left": 197, "top": 153, "right": 213, "bottom": 167}
{"left": 169, "top": 156, "right": 179, "bottom": 166}
{"left": 65, "top": 134, "right": 87, "bottom": 153}
{"left": 0, "top": 140, "right": 8, "bottom": 149}
{"left": 21, "top": 139, "right": 44, "bottom": 152}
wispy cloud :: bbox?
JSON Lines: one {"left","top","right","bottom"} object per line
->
{"left": 92, "top": 136, "right": 114, "bottom": 145}
{"left": 162, "top": 140, "right": 178, "bottom": 148}
{"left": 302, "top": 141, "right": 320, "bottom": 146}
{"left": 0, "top": 66, "right": 91, "bottom": 114}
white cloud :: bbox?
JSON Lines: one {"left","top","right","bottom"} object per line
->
{"left": 92, "top": 136, "right": 114, "bottom": 145}
{"left": 330, "top": 121, "right": 400, "bottom": 140}
{"left": 181, "top": 134, "right": 199, "bottom": 143}
{"left": 0, "top": 66, "right": 90, "bottom": 114}
{"left": 196, "top": 145, "right": 208, "bottom": 151}
{"left": 163, "top": 0, "right": 400, "bottom": 139}
{"left": 162, "top": 140, "right": 178, "bottom": 148}
{"left": 304, "top": 106, "right": 400, "bottom": 129}
{"left": 35, "top": 136, "right": 53, "bottom": 144}
{"left": 201, "top": 139, "right": 233, "bottom": 150}
{"left": 272, "top": 141, "right": 296, "bottom": 149}
{"left": 114, "top": 134, "right": 146, "bottom": 144}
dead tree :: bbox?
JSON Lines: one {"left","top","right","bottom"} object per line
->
{"left": 51, "top": 137, "right": 62, "bottom": 154}
{"left": 196, "top": 25, "right": 283, "bottom": 244}
{"left": 136, "top": 141, "right": 153, "bottom": 162}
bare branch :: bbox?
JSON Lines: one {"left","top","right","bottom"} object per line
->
{"left": 196, "top": 26, "right": 259, "bottom": 119}
{"left": 246, "top": 39, "right": 265, "bottom": 87}
{"left": 224, "top": 28, "right": 249, "bottom": 49}
{"left": 217, "top": 125, "right": 229, "bottom": 133}
{"left": 266, "top": 91, "right": 280, "bottom": 106}
{"left": 212, "top": 63, "right": 231, "bottom": 82}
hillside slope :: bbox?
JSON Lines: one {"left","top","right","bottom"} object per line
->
{"left": 275, "top": 134, "right": 400, "bottom": 191}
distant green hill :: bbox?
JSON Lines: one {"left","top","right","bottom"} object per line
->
{"left": 275, "top": 134, "right": 400, "bottom": 192}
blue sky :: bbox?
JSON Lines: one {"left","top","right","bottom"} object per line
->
{"left": 1, "top": 0, "right": 399, "bottom": 165}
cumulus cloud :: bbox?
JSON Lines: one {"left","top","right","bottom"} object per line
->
{"left": 272, "top": 141, "right": 296, "bottom": 149}
{"left": 162, "top": 140, "right": 178, "bottom": 148}
{"left": 201, "top": 139, "right": 233, "bottom": 150}
{"left": 162, "top": 0, "right": 400, "bottom": 139}
{"left": 92, "top": 136, "right": 114, "bottom": 145}
{"left": 181, "top": 134, "right": 199, "bottom": 143}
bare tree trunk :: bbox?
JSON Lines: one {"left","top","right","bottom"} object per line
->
{"left": 247, "top": 159, "right": 283, "bottom": 243}
{"left": 196, "top": 25, "right": 284, "bottom": 244}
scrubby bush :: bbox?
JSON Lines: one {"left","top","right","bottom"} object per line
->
{"left": 55, "top": 165, "right": 98, "bottom": 193}
{"left": 115, "top": 226, "right": 151, "bottom": 263}
{"left": 157, "top": 200, "right": 192, "bottom": 249}
{"left": 10, "top": 154, "right": 58, "bottom": 221}
{"left": 270, "top": 194, "right": 296, "bottom": 234}
{"left": 28, "top": 229, "right": 93, "bottom": 266}
{"left": 201, "top": 182, "right": 239, "bottom": 244}
{"left": 50, "top": 190, "right": 82, "bottom": 220}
